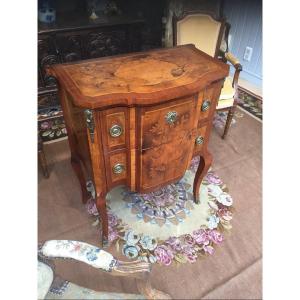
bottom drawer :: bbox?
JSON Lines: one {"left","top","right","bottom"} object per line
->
{"left": 194, "top": 124, "right": 208, "bottom": 153}
{"left": 106, "top": 151, "right": 127, "bottom": 185}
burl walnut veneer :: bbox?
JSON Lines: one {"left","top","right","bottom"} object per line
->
{"left": 48, "top": 44, "right": 229, "bottom": 245}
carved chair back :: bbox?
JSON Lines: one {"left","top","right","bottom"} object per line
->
{"left": 173, "top": 11, "right": 228, "bottom": 58}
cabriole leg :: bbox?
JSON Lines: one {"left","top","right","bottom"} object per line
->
{"left": 193, "top": 151, "right": 212, "bottom": 204}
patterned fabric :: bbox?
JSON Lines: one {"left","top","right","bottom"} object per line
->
{"left": 237, "top": 88, "right": 262, "bottom": 120}
{"left": 38, "top": 116, "right": 67, "bottom": 142}
{"left": 37, "top": 262, "right": 145, "bottom": 300}
{"left": 41, "top": 240, "right": 117, "bottom": 272}
{"left": 45, "top": 282, "right": 145, "bottom": 300}
{"left": 122, "top": 180, "right": 193, "bottom": 227}
{"left": 86, "top": 157, "right": 234, "bottom": 266}
{"left": 38, "top": 262, "right": 54, "bottom": 299}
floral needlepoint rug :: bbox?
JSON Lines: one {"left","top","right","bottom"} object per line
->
{"left": 86, "top": 157, "right": 234, "bottom": 266}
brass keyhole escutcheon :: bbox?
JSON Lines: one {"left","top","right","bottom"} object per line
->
{"left": 110, "top": 124, "right": 123, "bottom": 137}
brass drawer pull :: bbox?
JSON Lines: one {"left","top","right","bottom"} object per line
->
{"left": 113, "top": 163, "right": 125, "bottom": 174}
{"left": 165, "top": 111, "right": 178, "bottom": 124}
{"left": 110, "top": 124, "right": 123, "bottom": 137}
{"left": 201, "top": 100, "right": 211, "bottom": 112}
{"left": 195, "top": 136, "right": 204, "bottom": 145}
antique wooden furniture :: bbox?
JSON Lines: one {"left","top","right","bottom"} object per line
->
{"left": 173, "top": 11, "right": 242, "bottom": 138}
{"left": 48, "top": 44, "right": 229, "bottom": 245}
{"left": 38, "top": 240, "right": 170, "bottom": 299}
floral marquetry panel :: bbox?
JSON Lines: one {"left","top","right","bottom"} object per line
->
{"left": 48, "top": 44, "right": 229, "bottom": 109}
{"left": 140, "top": 95, "right": 197, "bottom": 149}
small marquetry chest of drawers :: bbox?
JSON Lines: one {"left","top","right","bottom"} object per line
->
{"left": 48, "top": 44, "right": 229, "bottom": 245}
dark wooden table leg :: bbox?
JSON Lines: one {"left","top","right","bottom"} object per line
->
{"left": 38, "top": 134, "right": 49, "bottom": 178}
{"left": 222, "top": 104, "right": 236, "bottom": 139}
{"left": 96, "top": 192, "right": 109, "bottom": 248}
{"left": 193, "top": 151, "right": 212, "bottom": 204}
{"left": 71, "top": 155, "right": 89, "bottom": 204}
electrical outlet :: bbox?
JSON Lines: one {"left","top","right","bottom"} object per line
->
{"left": 244, "top": 46, "right": 253, "bottom": 61}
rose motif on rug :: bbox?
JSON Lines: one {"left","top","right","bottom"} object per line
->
{"left": 85, "top": 156, "right": 234, "bottom": 266}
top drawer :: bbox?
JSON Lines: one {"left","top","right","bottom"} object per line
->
{"left": 139, "top": 95, "right": 198, "bottom": 150}
{"left": 199, "top": 82, "right": 222, "bottom": 122}
{"left": 100, "top": 107, "right": 128, "bottom": 152}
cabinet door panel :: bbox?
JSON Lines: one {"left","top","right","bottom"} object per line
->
{"left": 84, "top": 29, "right": 127, "bottom": 59}
{"left": 56, "top": 34, "right": 83, "bottom": 62}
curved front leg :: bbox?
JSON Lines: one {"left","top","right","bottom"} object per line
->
{"left": 96, "top": 192, "right": 109, "bottom": 248}
{"left": 193, "top": 151, "right": 212, "bottom": 204}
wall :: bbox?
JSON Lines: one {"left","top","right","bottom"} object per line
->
{"left": 223, "top": 0, "right": 262, "bottom": 87}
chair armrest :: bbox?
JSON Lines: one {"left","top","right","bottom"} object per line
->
{"left": 225, "top": 52, "right": 242, "bottom": 71}
{"left": 40, "top": 240, "right": 117, "bottom": 271}
{"left": 40, "top": 240, "right": 151, "bottom": 275}
{"left": 39, "top": 240, "right": 169, "bottom": 299}
{"left": 222, "top": 52, "right": 243, "bottom": 90}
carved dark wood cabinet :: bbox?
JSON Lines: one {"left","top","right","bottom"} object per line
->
{"left": 38, "top": 16, "right": 144, "bottom": 143}
{"left": 48, "top": 44, "right": 229, "bottom": 245}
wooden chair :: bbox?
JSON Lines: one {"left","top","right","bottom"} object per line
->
{"left": 38, "top": 240, "right": 171, "bottom": 299}
{"left": 173, "top": 11, "right": 242, "bottom": 139}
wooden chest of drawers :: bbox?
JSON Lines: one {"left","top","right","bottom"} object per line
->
{"left": 48, "top": 44, "right": 229, "bottom": 245}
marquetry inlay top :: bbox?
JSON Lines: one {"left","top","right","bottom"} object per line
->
{"left": 49, "top": 44, "right": 228, "bottom": 108}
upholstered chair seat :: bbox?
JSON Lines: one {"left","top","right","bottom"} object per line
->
{"left": 217, "top": 77, "right": 235, "bottom": 109}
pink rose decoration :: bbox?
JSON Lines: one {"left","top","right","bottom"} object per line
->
{"left": 108, "top": 213, "right": 118, "bottom": 227}
{"left": 41, "top": 121, "right": 51, "bottom": 130}
{"left": 183, "top": 234, "right": 195, "bottom": 246}
{"left": 181, "top": 244, "right": 197, "bottom": 262}
{"left": 189, "top": 156, "right": 200, "bottom": 172}
{"left": 192, "top": 229, "right": 210, "bottom": 245}
{"left": 208, "top": 230, "right": 223, "bottom": 244}
{"left": 206, "top": 172, "right": 222, "bottom": 185}
{"left": 217, "top": 208, "right": 233, "bottom": 221}
{"left": 165, "top": 237, "right": 182, "bottom": 251}
{"left": 154, "top": 245, "right": 174, "bottom": 266}
{"left": 108, "top": 226, "right": 118, "bottom": 242}
{"left": 85, "top": 199, "right": 99, "bottom": 216}
{"left": 203, "top": 245, "right": 215, "bottom": 255}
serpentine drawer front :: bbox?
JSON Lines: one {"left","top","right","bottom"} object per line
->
{"left": 48, "top": 44, "right": 229, "bottom": 245}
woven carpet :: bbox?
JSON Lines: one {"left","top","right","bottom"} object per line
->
{"left": 85, "top": 158, "right": 234, "bottom": 266}
{"left": 38, "top": 108, "right": 262, "bottom": 299}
